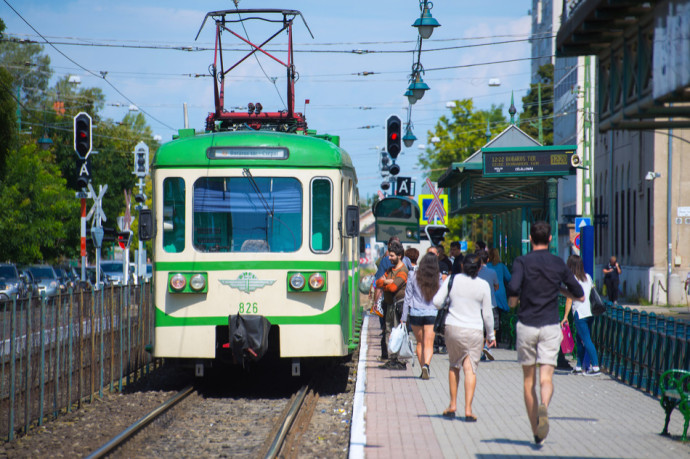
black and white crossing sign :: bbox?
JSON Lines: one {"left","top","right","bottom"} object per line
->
{"left": 396, "top": 176, "right": 412, "bottom": 196}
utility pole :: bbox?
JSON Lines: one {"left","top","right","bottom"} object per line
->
{"left": 537, "top": 82, "right": 544, "bottom": 145}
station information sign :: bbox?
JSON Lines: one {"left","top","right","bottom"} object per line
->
{"left": 482, "top": 146, "right": 578, "bottom": 177}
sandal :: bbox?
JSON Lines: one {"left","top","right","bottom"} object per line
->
{"left": 464, "top": 414, "right": 478, "bottom": 422}
{"left": 442, "top": 409, "right": 456, "bottom": 419}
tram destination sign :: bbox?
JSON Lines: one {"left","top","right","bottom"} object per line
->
{"left": 482, "top": 146, "right": 578, "bottom": 177}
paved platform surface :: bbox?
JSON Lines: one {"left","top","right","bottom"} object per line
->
{"left": 356, "top": 314, "right": 690, "bottom": 458}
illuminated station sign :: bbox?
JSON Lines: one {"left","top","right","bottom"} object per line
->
{"left": 482, "top": 146, "right": 578, "bottom": 177}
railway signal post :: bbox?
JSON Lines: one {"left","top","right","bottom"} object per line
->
{"left": 132, "top": 141, "right": 150, "bottom": 283}
{"left": 74, "top": 112, "right": 93, "bottom": 283}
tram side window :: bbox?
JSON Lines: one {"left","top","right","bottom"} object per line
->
{"left": 162, "top": 177, "right": 185, "bottom": 253}
{"left": 311, "top": 178, "right": 332, "bottom": 252}
{"left": 193, "top": 177, "right": 302, "bottom": 253}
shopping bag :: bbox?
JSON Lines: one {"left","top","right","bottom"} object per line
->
{"left": 398, "top": 328, "right": 415, "bottom": 361}
{"left": 388, "top": 323, "right": 405, "bottom": 354}
{"left": 561, "top": 322, "right": 575, "bottom": 354}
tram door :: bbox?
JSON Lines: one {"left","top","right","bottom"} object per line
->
{"left": 373, "top": 197, "right": 420, "bottom": 243}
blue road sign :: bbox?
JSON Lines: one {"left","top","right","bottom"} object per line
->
{"left": 460, "top": 241, "right": 468, "bottom": 252}
{"left": 575, "top": 217, "right": 592, "bottom": 230}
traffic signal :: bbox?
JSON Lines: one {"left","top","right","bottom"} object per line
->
{"left": 138, "top": 208, "right": 154, "bottom": 241}
{"left": 386, "top": 115, "right": 402, "bottom": 159}
{"left": 76, "top": 157, "right": 91, "bottom": 189}
{"left": 380, "top": 180, "right": 390, "bottom": 191}
{"left": 73, "top": 112, "right": 92, "bottom": 158}
{"left": 389, "top": 162, "right": 400, "bottom": 176}
{"left": 133, "top": 143, "right": 149, "bottom": 178}
{"left": 117, "top": 231, "right": 133, "bottom": 250}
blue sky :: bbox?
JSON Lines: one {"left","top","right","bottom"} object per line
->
{"left": 2, "top": 0, "right": 533, "bottom": 198}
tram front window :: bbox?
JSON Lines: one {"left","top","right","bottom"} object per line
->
{"left": 193, "top": 177, "right": 302, "bottom": 253}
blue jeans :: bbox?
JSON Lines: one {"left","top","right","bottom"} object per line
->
{"left": 574, "top": 313, "right": 599, "bottom": 368}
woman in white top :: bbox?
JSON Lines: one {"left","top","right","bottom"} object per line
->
{"left": 561, "top": 255, "right": 600, "bottom": 376}
{"left": 432, "top": 253, "right": 496, "bottom": 421}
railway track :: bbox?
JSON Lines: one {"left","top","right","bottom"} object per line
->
{"left": 86, "top": 382, "right": 320, "bottom": 458}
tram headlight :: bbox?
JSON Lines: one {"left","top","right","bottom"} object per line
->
{"left": 190, "top": 274, "right": 206, "bottom": 291}
{"left": 170, "top": 273, "right": 186, "bottom": 291}
{"left": 308, "top": 273, "right": 325, "bottom": 290}
{"left": 289, "top": 273, "right": 306, "bottom": 290}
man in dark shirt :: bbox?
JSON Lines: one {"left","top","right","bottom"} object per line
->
{"left": 507, "top": 221, "right": 584, "bottom": 445}
{"left": 602, "top": 255, "right": 621, "bottom": 304}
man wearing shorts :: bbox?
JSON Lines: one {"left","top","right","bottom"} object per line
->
{"left": 507, "top": 221, "right": 584, "bottom": 445}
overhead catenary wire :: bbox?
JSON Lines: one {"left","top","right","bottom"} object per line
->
{"left": 2, "top": 0, "right": 176, "bottom": 132}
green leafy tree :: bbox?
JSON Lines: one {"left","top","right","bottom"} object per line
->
{"left": 519, "top": 63, "right": 553, "bottom": 145}
{"left": 0, "top": 27, "right": 52, "bottom": 128}
{"left": 419, "top": 99, "right": 508, "bottom": 181}
{"left": 0, "top": 144, "right": 79, "bottom": 263}
{"left": 0, "top": 19, "right": 17, "bottom": 179}
{"left": 419, "top": 99, "right": 507, "bottom": 247}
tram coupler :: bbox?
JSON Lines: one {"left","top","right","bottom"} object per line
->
{"left": 292, "top": 358, "right": 301, "bottom": 377}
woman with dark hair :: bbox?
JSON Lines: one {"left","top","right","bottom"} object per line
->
{"left": 401, "top": 253, "right": 441, "bottom": 379}
{"left": 432, "top": 253, "right": 495, "bottom": 420}
{"left": 562, "top": 255, "right": 600, "bottom": 376}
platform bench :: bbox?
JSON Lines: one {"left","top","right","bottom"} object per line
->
{"left": 660, "top": 369, "right": 690, "bottom": 441}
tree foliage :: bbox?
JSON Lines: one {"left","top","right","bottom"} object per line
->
{"left": 418, "top": 99, "right": 509, "bottom": 248}
{"left": 419, "top": 99, "right": 508, "bottom": 181}
{"left": 0, "top": 145, "right": 79, "bottom": 263}
{"left": 519, "top": 63, "right": 554, "bottom": 145}
{"left": 0, "top": 33, "right": 159, "bottom": 263}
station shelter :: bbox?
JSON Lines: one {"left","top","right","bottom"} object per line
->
{"left": 437, "top": 124, "right": 577, "bottom": 264}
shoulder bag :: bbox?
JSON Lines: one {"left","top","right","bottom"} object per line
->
{"left": 590, "top": 284, "right": 606, "bottom": 316}
{"left": 433, "top": 274, "right": 455, "bottom": 335}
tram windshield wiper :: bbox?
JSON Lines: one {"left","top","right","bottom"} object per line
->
{"left": 242, "top": 168, "right": 274, "bottom": 218}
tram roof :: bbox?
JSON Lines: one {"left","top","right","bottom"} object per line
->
{"left": 154, "top": 130, "right": 354, "bottom": 171}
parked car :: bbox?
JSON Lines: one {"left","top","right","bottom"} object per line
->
{"left": 100, "top": 261, "right": 130, "bottom": 286}
{"left": 27, "top": 265, "right": 60, "bottom": 297}
{"left": 53, "top": 266, "right": 72, "bottom": 293}
{"left": 19, "top": 268, "right": 39, "bottom": 297}
{"left": 85, "top": 267, "right": 109, "bottom": 289}
{"left": 0, "top": 263, "right": 27, "bottom": 300}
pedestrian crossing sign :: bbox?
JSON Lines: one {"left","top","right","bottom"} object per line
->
{"left": 418, "top": 194, "right": 449, "bottom": 225}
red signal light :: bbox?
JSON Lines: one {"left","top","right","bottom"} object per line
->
{"left": 391, "top": 133, "right": 398, "bottom": 140}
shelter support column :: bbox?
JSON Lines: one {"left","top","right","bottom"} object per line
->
{"left": 521, "top": 207, "right": 530, "bottom": 255}
{"left": 547, "top": 177, "right": 558, "bottom": 255}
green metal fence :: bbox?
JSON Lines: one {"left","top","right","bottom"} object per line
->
{"left": 592, "top": 304, "right": 690, "bottom": 396}
{"left": 0, "top": 283, "right": 157, "bottom": 442}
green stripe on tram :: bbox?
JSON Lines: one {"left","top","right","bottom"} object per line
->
{"left": 155, "top": 260, "right": 356, "bottom": 271}
{"left": 155, "top": 301, "right": 341, "bottom": 327}
{"left": 156, "top": 260, "right": 339, "bottom": 271}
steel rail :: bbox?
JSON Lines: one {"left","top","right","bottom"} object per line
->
{"left": 264, "top": 384, "right": 308, "bottom": 459}
{"left": 86, "top": 385, "right": 194, "bottom": 459}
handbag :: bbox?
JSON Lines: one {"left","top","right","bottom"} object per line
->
{"left": 398, "top": 328, "right": 415, "bottom": 361}
{"left": 433, "top": 274, "right": 455, "bottom": 335}
{"left": 388, "top": 323, "right": 406, "bottom": 354}
{"left": 590, "top": 286, "right": 606, "bottom": 316}
{"left": 560, "top": 322, "right": 575, "bottom": 354}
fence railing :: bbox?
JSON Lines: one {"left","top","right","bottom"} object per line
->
{"left": 0, "top": 283, "right": 157, "bottom": 442}
{"left": 592, "top": 304, "right": 690, "bottom": 396}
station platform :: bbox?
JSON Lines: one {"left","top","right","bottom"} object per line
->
{"left": 349, "top": 314, "right": 690, "bottom": 458}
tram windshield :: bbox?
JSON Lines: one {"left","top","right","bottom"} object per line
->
{"left": 192, "top": 177, "right": 302, "bottom": 253}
